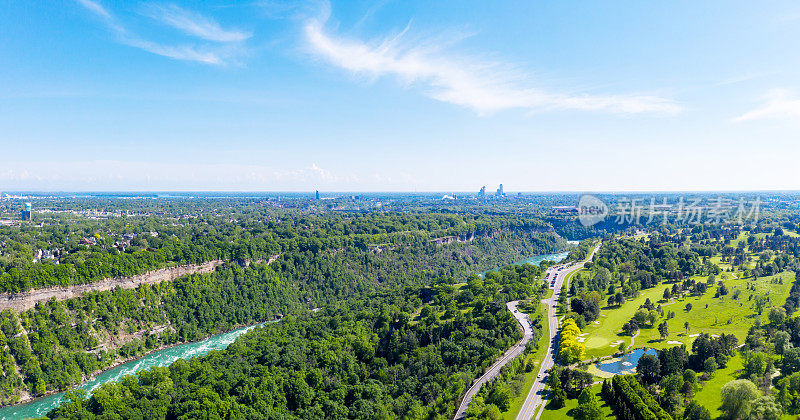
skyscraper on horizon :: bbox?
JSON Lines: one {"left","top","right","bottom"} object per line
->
{"left": 21, "top": 202, "right": 32, "bottom": 221}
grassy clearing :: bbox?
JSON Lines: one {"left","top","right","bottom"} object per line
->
{"left": 557, "top": 268, "right": 585, "bottom": 317}
{"left": 581, "top": 270, "right": 793, "bottom": 359}
{"left": 692, "top": 353, "right": 793, "bottom": 420}
{"left": 693, "top": 353, "right": 743, "bottom": 419}
{"left": 643, "top": 271, "right": 791, "bottom": 351}
{"left": 539, "top": 384, "right": 615, "bottom": 420}
{"left": 502, "top": 370, "right": 535, "bottom": 420}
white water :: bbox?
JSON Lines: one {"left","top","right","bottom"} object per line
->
{"left": 0, "top": 323, "right": 264, "bottom": 419}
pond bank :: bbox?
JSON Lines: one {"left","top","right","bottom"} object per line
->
{"left": 587, "top": 348, "right": 657, "bottom": 378}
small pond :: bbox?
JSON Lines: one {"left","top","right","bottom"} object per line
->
{"left": 594, "top": 348, "right": 657, "bottom": 375}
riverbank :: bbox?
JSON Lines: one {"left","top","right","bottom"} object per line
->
{"left": 5, "top": 320, "right": 263, "bottom": 407}
{"left": 0, "top": 321, "right": 273, "bottom": 419}
{"left": 478, "top": 249, "right": 571, "bottom": 278}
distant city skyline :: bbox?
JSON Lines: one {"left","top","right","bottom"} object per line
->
{"left": 2, "top": 1, "right": 800, "bottom": 191}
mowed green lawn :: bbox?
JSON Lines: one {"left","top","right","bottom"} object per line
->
{"left": 693, "top": 353, "right": 743, "bottom": 418}
{"left": 581, "top": 270, "right": 793, "bottom": 359}
{"left": 539, "top": 384, "right": 615, "bottom": 420}
{"left": 557, "top": 268, "right": 583, "bottom": 317}
{"left": 692, "top": 353, "right": 794, "bottom": 420}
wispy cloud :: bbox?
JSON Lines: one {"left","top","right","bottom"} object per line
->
{"left": 142, "top": 4, "right": 251, "bottom": 42}
{"left": 733, "top": 89, "right": 800, "bottom": 122}
{"left": 714, "top": 72, "right": 769, "bottom": 87}
{"left": 76, "top": 0, "right": 126, "bottom": 33}
{"left": 125, "top": 38, "right": 227, "bottom": 65}
{"left": 303, "top": 10, "right": 681, "bottom": 115}
{"left": 76, "top": 0, "right": 112, "bottom": 20}
{"left": 75, "top": 0, "right": 245, "bottom": 65}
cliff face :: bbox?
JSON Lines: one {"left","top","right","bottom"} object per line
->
{"left": 0, "top": 260, "right": 224, "bottom": 312}
{"left": 368, "top": 227, "right": 558, "bottom": 252}
{"left": 427, "top": 226, "right": 556, "bottom": 245}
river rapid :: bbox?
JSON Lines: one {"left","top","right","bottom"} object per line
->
{"left": 0, "top": 324, "right": 263, "bottom": 419}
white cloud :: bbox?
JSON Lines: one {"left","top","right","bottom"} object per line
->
{"left": 76, "top": 0, "right": 112, "bottom": 19}
{"left": 272, "top": 163, "right": 339, "bottom": 183}
{"left": 142, "top": 4, "right": 251, "bottom": 42}
{"left": 713, "top": 72, "right": 768, "bottom": 87}
{"left": 303, "top": 12, "right": 681, "bottom": 115}
{"left": 0, "top": 160, "right": 346, "bottom": 190}
{"left": 75, "top": 0, "right": 127, "bottom": 33}
{"left": 75, "top": 0, "right": 242, "bottom": 65}
{"left": 308, "top": 163, "right": 334, "bottom": 181}
{"left": 125, "top": 38, "right": 225, "bottom": 65}
{"left": 733, "top": 89, "right": 800, "bottom": 122}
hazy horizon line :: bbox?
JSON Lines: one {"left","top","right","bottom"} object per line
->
{"left": 2, "top": 189, "right": 798, "bottom": 195}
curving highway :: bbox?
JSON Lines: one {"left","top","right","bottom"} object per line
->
{"left": 453, "top": 300, "right": 534, "bottom": 419}
{"left": 516, "top": 242, "right": 601, "bottom": 420}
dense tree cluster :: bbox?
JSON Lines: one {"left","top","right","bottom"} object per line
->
{"left": 0, "top": 224, "right": 563, "bottom": 404}
{"left": 687, "top": 333, "right": 738, "bottom": 372}
{"left": 546, "top": 366, "right": 594, "bottom": 410}
{"left": 47, "top": 265, "right": 543, "bottom": 419}
{"left": 604, "top": 375, "right": 672, "bottom": 420}
{"left": 565, "top": 240, "right": 596, "bottom": 262}
{"left": 592, "top": 238, "right": 706, "bottom": 291}
{"left": 783, "top": 271, "right": 800, "bottom": 315}
{"left": 0, "top": 209, "right": 560, "bottom": 293}
{"left": 569, "top": 292, "right": 601, "bottom": 324}
{"left": 557, "top": 319, "right": 585, "bottom": 364}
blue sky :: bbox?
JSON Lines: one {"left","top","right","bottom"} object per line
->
{"left": 1, "top": 0, "right": 800, "bottom": 191}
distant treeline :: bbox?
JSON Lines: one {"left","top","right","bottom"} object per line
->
{"left": 0, "top": 212, "right": 553, "bottom": 292}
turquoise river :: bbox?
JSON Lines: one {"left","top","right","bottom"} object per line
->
{"left": 480, "top": 249, "right": 570, "bottom": 276}
{"left": 0, "top": 324, "right": 263, "bottom": 419}
{"left": 1, "top": 248, "right": 571, "bottom": 419}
